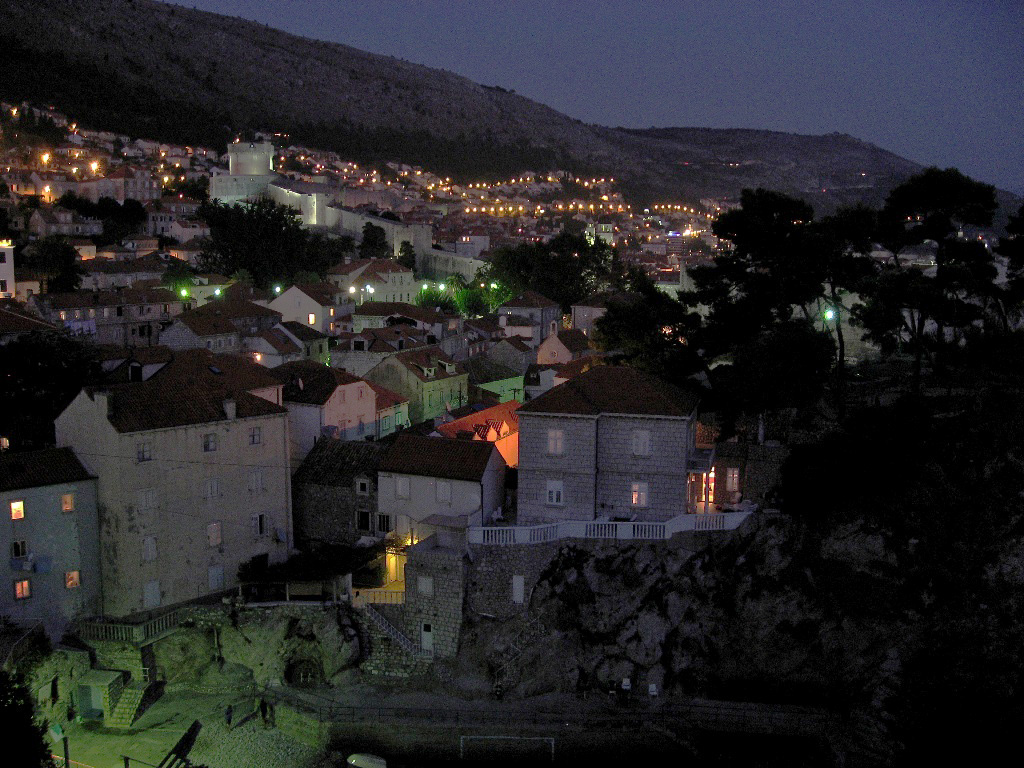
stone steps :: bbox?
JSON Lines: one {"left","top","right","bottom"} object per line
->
{"left": 106, "top": 681, "right": 148, "bottom": 728}
{"left": 360, "top": 620, "right": 431, "bottom": 679}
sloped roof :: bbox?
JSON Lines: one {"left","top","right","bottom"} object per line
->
{"left": 388, "top": 346, "right": 465, "bottom": 382}
{"left": 0, "top": 302, "right": 57, "bottom": 334}
{"left": 555, "top": 328, "right": 591, "bottom": 354}
{"left": 381, "top": 434, "right": 496, "bottom": 482}
{"left": 177, "top": 312, "right": 238, "bottom": 337}
{"left": 255, "top": 329, "right": 301, "bottom": 355}
{"left": 271, "top": 360, "right": 363, "bottom": 405}
{"left": 294, "top": 282, "right": 338, "bottom": 306}
{"left": 519, "top": 364, "right": 699, "bottom": 418}
{"left": 369, "top": 381, "right": 409, "bottom": 410}
{"left": 280, "top": 320, "right": 328, "bottom": 343}
{"left": 0, "top": 447, "right": 94, "bottom": 492}
{"left": 435, "top": 400, "right": 520, "bottom": 440}
{"left": 88, "top": 349, "right": 286, "bottom": 433}
{"left": 40, "top": 287, "right": 179, "bottom": 308}
{"left": 554, "top": 354, "right": 606, "bottom": 382}
{"left": 501, "top": 290, "right": 558, "bottom": 309}
{"left": 354, "top": 301, "right": 444, "bottom": 324}
{"left": 464, "top": 356, "right": 520, "bottom": 386}
{"left": 190, "top": 298, "right": 281, "bottom": 320}
{"left": 292, "top": 439, "right": 388, "bottom": 488}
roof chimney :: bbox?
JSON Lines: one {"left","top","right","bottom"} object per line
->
{"left": 224, "top": 398, "right": 236, "bottom": 420}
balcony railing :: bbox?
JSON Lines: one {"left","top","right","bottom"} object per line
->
{"left": 76, "top": 607, "right": 184, "bottom": 646}
{"left": 467, "top": 511, "right": 752, "bottom": 546}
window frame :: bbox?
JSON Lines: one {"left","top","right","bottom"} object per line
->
{"left": 10, "top": 500, "right": 24, "bottom": 520}
{"left": 207, "top": 521, "right": 222, "bottom": 547}
{"left": 202, "top": 433, "right": 217, "bottom": 452}
{"left": 545, "top": 480, "right": 564, "bottom": 506}
{"left": 61, "top": 493, "right": 75, "bottom": 513}
{"left": 546, "top": 429, "right": 565, "bottom": 456}
{"left": 631, "top": 429, "right": 652, "bottom": 457}
{"left": 65, "top": 571, "right": 81, "bottom": 589}
{"left": 631, "top": 481, "right": 649, "bottom": 508}
{"left": 14, "top": 579, "right": 31, "bottom": 600}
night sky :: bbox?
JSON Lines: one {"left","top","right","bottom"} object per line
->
{"left": 174, "top": 0, "right": 1023, "bottom": 194}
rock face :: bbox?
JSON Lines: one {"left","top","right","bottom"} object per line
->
{"left": 458, "top": 513, "right": 916, "bottom": 757}
{"left": 152, "top": 605, "right": 361, "bottom": 689}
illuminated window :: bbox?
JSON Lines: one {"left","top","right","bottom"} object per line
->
{"left": 308, "top": 313, "right": 316, "bottom": 325}
{"left": 10, "top": 500, "right": 24, "bottom": 520}
{"left": 725, "top": 467, "right": 739, "bottom": 494}
{"left": 202, "top": 433, "right": 217, "bottom": 452}
{"left": 631, "top": 430, "right": 651, "bottom": 456}
{"left": 436, "top": 480, "right": 451, "bottom": 503}
{"left": 546, "top": 480, "right": 564, "bottom": 505}
{"left": 62, "top": 493, "right": 75, "bottom": 512}
{"left": 631, "top": 481, "right": 649, "bottom": 507}
{"left": 249, "top": 426, "right": 261, "bottom": 445}
{"left": 699, "top": 469, "right": 716, "bottom": 503}
{"left": 14, "top": 579, "right": 30, "bottom": 600}
{"left": 546, "top": 429, "right": 564, "bottom": 455}
{"left": 207, "top": 522, "right": 222, "bottom": 547}
{"left": 65, "top": 571, "right": 81, "bottom": 589}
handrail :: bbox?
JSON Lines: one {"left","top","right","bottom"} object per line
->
{"left": 468, "top": 511, "right": 752, "bottom": 546}
{"left": 362, "top": 604, "right": 431, "bottom": 658}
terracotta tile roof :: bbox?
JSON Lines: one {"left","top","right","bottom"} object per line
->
{"left": 369, "top": 382, "right": 409, "bottom": 410}
{"left": 280, "top": 321, "right": 328, "bottom": 342}
{"left": 178, "top": 313, "right": 238, "bottom": 337}
{"left": 271, "top": 360, "right": 363, "bottom": 405}
{"left": 223, "top": 283, "right": 273, "bottom": 302}
{"left": 294, "top": 282, "right": 339, "bottom": 307}
{"left": 0, "top": 302, "right": 57, "bottom": 334}
{"left": 464, "top": 356, "right": 520, "bottom": 385}
{"left": 94, "top": 344, "right": 175, "bottom": 366}
{"left": 555, "top": 328, "right": 592, "bottom": 354}
{"left": 502, "top": 314, "right": 536, "bottom": 327}
{"left": 353, "top": 301, "right": 445, "bottom": 324}
{"left": 381, "top": 434, "right": 496, "bottom": 482}
{"left": 435, "top": 401, "right": 520, "bottom": 440}
{"left": 465, "top": 316, "right": 503, "bottom": 335}
{"left": 190, "top": 298, "right": 281, "bottom": 320}
{"left": 554, "top": 354, "right": 605, "bottom": 382}
{"left": 390, "top": 346, "right": 465, "bottom": 382}
{"left": 500, "top": 337, "right": 533, "bottom": 353}
{"left": 519, "top": 364, "right": 699, "bottom": 418}
{"left": 292, "top": 439, "right": 388, "bottom": 488}
{"left": 0, "top": 447, "right": 95, "bottom": 492}
{"left": 88, "top": 349, "right": 286, "bottom": 433}
{"left": 255, "top": 329, "right": 301, "bottom": 355}
{"left": 40, "top": 287, "right": 179, "bottom": 309}
{"left": 501, "top": 290, "right": 558, "bottom": 309}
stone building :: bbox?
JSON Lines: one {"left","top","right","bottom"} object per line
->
{"left": 54, "top": 349, "right": 293, "bottom": 618}
{"left": 0, "top": 448, "right": 100, "bottom": 636}
{"left": 516, "top": 365, "right": 711, "bottom": 525}
{"left": 364, "top": 346, "right": 468, "bottom": 425}
{"left": 291, "top": 439, "right": 388, "bottom": 547}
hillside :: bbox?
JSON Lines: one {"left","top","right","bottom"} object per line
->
{"left": 0, "top": 0, "right": 927, "bottom": 208}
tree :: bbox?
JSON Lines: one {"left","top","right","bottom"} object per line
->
{"left": 0, "top": 330, "right": 100, "bottom": 450}
{"left": 480, "top": 232, "right": 618, "bottom": 312}
{"left": 358, "top": 222, "right": 390, "bottom": 260}
{"left": 996, "top": 202, "right": 1024, "bottom": 322}
{"left": 0, "top": 669, "right": 52, "bottom": 767}
{"left": 21, "top": 237, "right": 83, "bottom": 292}
{"left": 161, "top": 259, "right": 193, "bottom": 293}
{"left": 684, "top": 188, "right": 821, "bottom": 357}
{"left": 197, "top": 196, "right": 308, "bottom": 287}
{"left": 593, "top": 275, "right": 704, "bottom": 384}
{"left": 398, "top": 240, "right": 416, "bottom": 271}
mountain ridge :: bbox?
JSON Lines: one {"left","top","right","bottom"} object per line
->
{"left": 0, "top": 0, "right": 1005, "bottom": 213}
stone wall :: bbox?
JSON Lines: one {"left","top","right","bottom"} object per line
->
{"left": 401, "top": 538, "right": 466, "bottom": 659}
{"left": 466, "top": 541, "right": 563, "bottom": 619}
{"left": 292, "top": 480, "right": 377, "bottom": 547}
{"left": 25, "top": 646, "right": 93, "bottom": 729}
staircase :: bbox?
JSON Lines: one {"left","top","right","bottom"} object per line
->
{"left": 106, "top": 681, "right": 148, "bottom": 728}
{"left": 359, "top": 605, "right": 432, "bottom": 678}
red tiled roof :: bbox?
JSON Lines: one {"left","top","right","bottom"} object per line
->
{"left": 0, "top": 302, "right": 57, "bottom": 334}
{"left": 502, "top": 290, "right": 558, "bottom": 309}
{"left": 271, "top": 360, "right": 364, "bottom": 405}
{"left": 435, "top": 401, "right": 520, "bottom": 440}
{"left": 519, "top": 364, "right": 698, "bottom": 418}
{"left": 294, "top": 282, "right": 339, "bottom": 307}
{"left": 554, "top": 328, "right": 592, "bottom": 355}
{"left": 178, "top": 313, "right": 238, "bottom": 337}
{"left": 190, "top": 298, "right": 281, "bottom": 320}
{"left": 255, "top": 329, "right": 301, "bottom": 355}
{"left": 381, "top": 434, "right": 497, "bottom": 482}
{"left": 389, "top": 346, "right": 465, "bottom": 382}
{"left": 369, "top": 381, "right": 409, "bottom": 410}
{"left": 0, "top": 447, "right": 94, "bottom": 493}
{"left": 88, "top": 349, "right": 286, "bottom": 433}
